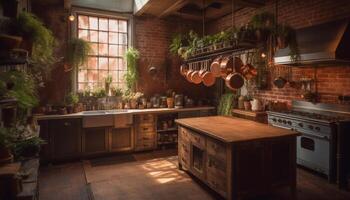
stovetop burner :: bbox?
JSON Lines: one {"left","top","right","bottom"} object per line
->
{"left": 276, "top": 110, "right": 347, "bottom": 122}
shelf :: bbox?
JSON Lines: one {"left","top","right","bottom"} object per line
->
{"left": 157, "top": 128, "right": 178, "bottom": 133}
{"left": 158, "top": 141, "right": 178, "bottom": 145}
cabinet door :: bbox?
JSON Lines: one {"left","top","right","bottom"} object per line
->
{"left": 83, "top": 127, "right": 109, "bottom": 155}
{"left": 110, "top": 127, "right": 133, "bottom": 152}
{"left": 49, "top": 119, "right": 81, "bottom": 160}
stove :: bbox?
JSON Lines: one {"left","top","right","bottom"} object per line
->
{"left": 267, "top": 100, "right": 350, "bottom": 185}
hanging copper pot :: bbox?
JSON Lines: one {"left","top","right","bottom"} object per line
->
{"left": 210, "top": 56, "right": 222, "bottom": 77}
{"left": 201, "top": 60, "right": 215, "bottom": 87}
{"left": 220, "top": 55, "right": 243, "bottom": 78}
{"left": 180, "top": 64, "right": 188, "bottom": 76}
{"left": 186, "top": 63, "right": 194, "bottom": 82}
{"left": 240, "top": 52, "right": 257, "bottom": 80}
{"left": 191, "top": 62, "right": 202, "bottom": 84}
{"left": 225, "top": 64, "right": 245, "bottom": 90}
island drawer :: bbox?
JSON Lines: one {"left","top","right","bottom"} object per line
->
{"left": 179, "top": 127, "right": 190, "bottom": 142}
{"left": 207, "top": 154, "right": 227, "bottom": 177}
{"left": 179, "top": 143, "right": 190, "bottom": 168}
{"left": 189, "top": 131, "right": 206, "bottom": 148}
{"left": 207, "top": 138, "right": 226, "bottom": 161}
{"left": 136, "top": 114, "right": 155, "bottom": 124}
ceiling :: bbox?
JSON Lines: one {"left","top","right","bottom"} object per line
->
{"left": 134, "top": 0, "right": 265, "bottom": 21}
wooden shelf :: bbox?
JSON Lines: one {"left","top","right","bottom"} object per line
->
{"left": 157, "top": 128, "right": 178, "bottom": 133}
{"left": 232, "top": 109, "right": 267, "bottom": 123}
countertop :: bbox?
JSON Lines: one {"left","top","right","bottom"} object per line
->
{"left": 34, "top": 106, "right": 215, "bottom": 120}
{"left": 175, "top": 116, "right": 299, "bottom": 143}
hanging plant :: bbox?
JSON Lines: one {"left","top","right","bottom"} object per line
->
{"left": 217, "top": 93, "right": 234, "bottom": 116}
{"left": 250, "top": 12, "right": 276, "bottom": 42}
{"left": 124, "top": 47, "right": 140, "bottom": 92}
{"left": 65, "top": 38, "right": 91, "bottom": 71}
{"left": 169, "top": 33, "right": 184, "bottom": 55}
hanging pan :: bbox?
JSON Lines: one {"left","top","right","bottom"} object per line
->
{"left": 191, "top": 62, "right": 202, "bottom": 84}
{"left": 225, "top": 56, "right": 245, "bottom": 90}
{"left": 201, "top": 60, "right": 215, "bottom": 87}
{"left": 180, "top": 64, "right": 188, "bottom": 76}
{"left": 210, "top": 56, "right": 223, "bottom": 77}
{"left": 220, "top": 55, "right": 243, "bottom": 78}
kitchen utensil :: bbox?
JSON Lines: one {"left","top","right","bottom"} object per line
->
{"left": 186, "top": 63, "right": 194, "bottom": 82}
{"left": 225, "top": 56, "right": 245, "bottom": 90}
{"left": 220, "top": 55, "right": 239, "bottom": 78}
{"left": 273, "top": 66, "right": 287, "bottom": 88}
{"left": 210, "top": 56, "right": 222, "bottom": 77}
{"left": 191, "top": 62, "right": 202, "bottom": 84}
{"left": 198, "top": 60, "right": 207, "bottom": 78}
{"left": 202, "top": 60, "right": 215, "bottom": 87}
{"left": 180, "top": 64, "right": 188, "bottom": 76}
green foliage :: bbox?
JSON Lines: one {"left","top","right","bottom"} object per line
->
{"left": 243, "top": 95, "right": 253, "bottom": 101}
{"left": 65, "top": 92, "right": 79, "bottom": 105}
{"left": 217, "top": 93, "right": 234, "bottom": 116}
{"left": 0, "top": 70, "right": 38, "bottom": 109}
{"left": 0, "top": 127, "right": 13, "bottom": 148}
{"left": 124, "top": 47, "right": 140, "bottom": 92}
{"left": 66, "top": 38, "right": 91, "bottom": 68}
{"left": 111, "top": 87, "right": 123, "bottom": 97}
{"left": 169, "top": 34, "right": 183, "bottom": 55}
{"left": 92, "top": 88, "right": 107, "bottom": 98}
{"left": 250, "top": 11, "right": 275, "bottom": 30}
{"left": 13, "top": 136, "right": 45, "bottom": 159}
{"left": 105, "top": 75, "right": 113, "bottom": 84}
{"left": 16, "top": 12, "right": 58, "bottom": 82}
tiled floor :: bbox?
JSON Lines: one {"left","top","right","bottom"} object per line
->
{"left": 39, "top": 150, "right": 350, "bottom": 200}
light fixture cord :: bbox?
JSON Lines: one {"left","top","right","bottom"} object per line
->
{"left": 231, "top": 0, "right": 235, "bottom": 29}
{"left": 202, "top": 0, "right": 206, "bottom": 37}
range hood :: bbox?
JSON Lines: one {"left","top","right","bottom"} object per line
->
{"left": 274, "top": 19, "right": 350, "bottom": 65}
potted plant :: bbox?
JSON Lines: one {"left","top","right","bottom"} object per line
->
{"left": 124, "top": 47, "right": 140, "bottom": 92}
{"left": 0, "top": 127, "right": 14, "bottom": 164}
{"left": 169, "top": 33, "right": 184, "bottom": 56}
{"left": 129, "top": 92, "right": 143, "bottom": 109}
{"left": 92, "top": 88, "right": 107, "bottom": 107}
{"left": 166, "top": 89, "right": 175, "bottom": 108}
{"left": 250, "top": 12, "right": 275, "bottom": 42}
{"left": 64, "top": 92, "right": 79, "bottom": 113}
{"left": 111, "top": 87, "right": 123, "bottom": 109}
{"left": 104, "top": 75, "right": 112, "bottom": 95}
{"left": 65, "top": 37, "right": 91, "bottom": 72}
{"left": 243, "top": 95, "right": 253, "bottom": 111}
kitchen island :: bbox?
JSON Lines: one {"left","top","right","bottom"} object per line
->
{"left": 175, "top": 116, "right": 300, "bottom": 200}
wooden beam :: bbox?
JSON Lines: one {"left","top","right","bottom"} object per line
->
{"left": 236, "top": 0, "right": 265, "bottom": 8}
{"left": 158, "top": 0, "right": 190, "bottom": 18}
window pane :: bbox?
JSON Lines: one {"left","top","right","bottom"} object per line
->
{"left": 109, "top": 58, "right": 118, "bottom": 70}
{"left": 109, "top": 32, "right": 118, "bottom": 44}
{"left": 90, "top": 30, "right": 98, "bottom": 42}
{"left": 87, "top": 70, "right": 98, "bottom": 82}
{"left": 87, "top": 82, "right": 98, "bottom": 90}
{"left": 119, "top": 70, "right": 126, "bottom": 80}
{"left": 119, "top": 82, "right": 126, "bottom": 89}
{"left": 78, "top": 29, "right": 89, "bottom": 40}
{"left": 78, "top": 15, "right": 89, "bottom": 29}
{"left": 119, "top": 20, "right": 127, "bottom": 33}
{"left": 99, "top": 31, "right": 108, "bottom": 43}
{"left": 78, "top": 83, "right": 87, "bottom": 91}
{"left": 109, "top": 19, "right": 118, "bottom": 32}
{"left": 99, "top": 44, "right": 108, "bottom": 56}
{"left": 78, "top": 69, "right": 87, "bottom": 82}
{"left": 89, "top": 17, "right": 98, "bottom": 30}
{"left": 119, "top": 33, "right": 127, "bottom": 45}
{"left": 99, "top": 70, "right": 108, "bottom": 82}
{"left": 109, "top": 45, "right": 118, "bottom": 56}
{"left": 89, "top": 43, "right": 98, "bottom": 55}
{"left": 88, "top": 57, "right": 98, "bottom": 69}
{"left": 99, "top": 18, "right": 108, "bottom": 31}
{"left": 99, "top": 57, "right": 108, "bottom": 70}
{"left": 111, "top": 71, "right": 118, "bottom": 82}
{"left": 118, "top": 58, "right": 126, "bottom": 71}
{"left": 118, "top": 45, "right": 126, "bottom": 57}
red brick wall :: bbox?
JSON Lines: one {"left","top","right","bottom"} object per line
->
{"left": 208, "top": 0, "right": 350, "bottom": 104}
{"left": 134, "top": 15, "right": 215, "bottom": 99}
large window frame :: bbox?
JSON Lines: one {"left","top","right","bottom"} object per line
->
{"left": 71, "top": 8, "right": 133, "bottom": 93}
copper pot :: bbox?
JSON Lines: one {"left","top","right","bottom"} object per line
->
{"left": 210, "top": 56, "right": 222, "bottom": 77}
{"left": 225, "top": 67, "right": 244, "bottom": 90}
{"left": 201, "top": 60, "right": 215, "bottom": 87}
{"left": 220, "top": 56, "right": 243, "bottom": 78}
{"left": 190, "top": 62, "right": 202, "bottom": 84}
{"left": 240, "top": 52, "right": 257, "bottom": 80}
{"left": 186, "top": 63, "right": 194, "bottom": 82}
{"left": 180, "top": 64, "right": 188, "bottom": 76}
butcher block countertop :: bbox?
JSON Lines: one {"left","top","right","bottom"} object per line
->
{"left": 175, "top": 116, "right": 299, "bottom": 143}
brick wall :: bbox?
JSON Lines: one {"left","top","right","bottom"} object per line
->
{"left": 207, "top": 0, "right": 350, "bottom": 104}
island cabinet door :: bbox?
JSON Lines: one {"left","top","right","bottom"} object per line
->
{"left": 49, "top": 119, "right": 82, "bottom": 161}
{"left": 82, "top": 127, "right": 109, "bottom": 155}
{"left": 110, "top": 127, "right": 133, "bottom": 152}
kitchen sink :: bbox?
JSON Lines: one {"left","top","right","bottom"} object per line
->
{"left": 81, "top": 110, "right": 128, "bottom": 115}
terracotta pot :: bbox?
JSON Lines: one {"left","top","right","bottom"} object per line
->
{"left": 0, "top": 147, "right": 13, "bottom": 164}
{"left": 166, "top": 97, "right": 174, "bottom": 108}
{"left": 244, "top": 101, "right": 251, "bottom": 111}
{"left": 130, "top": 99, "right": 138, "bottom": 109}
{"left": 124, "top": 102, "right": 130, "bottom": 109}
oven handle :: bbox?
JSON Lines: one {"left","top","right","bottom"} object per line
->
{"left": 296, "top": 131, "right": 330, "bottom": 141}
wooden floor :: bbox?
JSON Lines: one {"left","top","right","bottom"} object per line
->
{"left": 39, "top": 150, "right": 350, "bottom": 200}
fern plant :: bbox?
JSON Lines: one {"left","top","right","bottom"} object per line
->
{"left": 124, "top": 47, "right": 140, "bottom": 92}
{"left": 66, "top": 38, "right": 91, "bottom": 69}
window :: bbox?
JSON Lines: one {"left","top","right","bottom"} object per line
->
{"left": 76, "top": 14, "right": 128, "bottom": 91}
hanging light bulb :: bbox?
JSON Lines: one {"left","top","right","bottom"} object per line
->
{"left": 68, "top": 14, "right": 75, "bottom": 22}
{"left": 261, "top": 52, "right": 267, "bottom": 58}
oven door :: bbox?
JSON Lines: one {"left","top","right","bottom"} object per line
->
{"left": 297, "top": 133, "right": 330, "bottom": 176}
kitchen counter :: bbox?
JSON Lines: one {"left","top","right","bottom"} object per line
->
{"left": 35, "top": 106, "right": 215, "bottom": 120}
{"left": 175, "top": 116, "right": 299, "bottom": 143}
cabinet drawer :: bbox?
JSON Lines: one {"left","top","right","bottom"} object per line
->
{"left": 137, "top": 114, "right": 155, "bottom": 123}
{"left": 207, "top": 170, "right": 227, "bottom": 198}
{"left": 136, "top": 133, "right": 155, "bottom": 142}
{"left": 207, "top": 138, "right": 227, "bottom": 161}
{"left": 137, "top": 123, "right": 155, "bottom": 134}
{"left": 135, "top": 140, "right": 155, "bottom": 150}
{"left": 179, "top": 127, "right": 190, "bottom": 142}
{"left": 190, "top": 131, "right": 206, "bottom": 149}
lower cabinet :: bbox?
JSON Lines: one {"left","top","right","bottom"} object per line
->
{"left": 82, "top": 127, "right": 109, "bottom": 155}
{"left": 110, "top": 127, "right": 133, "bottom": 152}
{"left": 48, "top": 118, "right": 82, "bottom": 161}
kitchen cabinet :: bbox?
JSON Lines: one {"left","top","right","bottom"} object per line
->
{"left": 134, "top": 114, "right": 156, "bottom": 151}
{"left": 176, "top": 116, "right": 299, "bottom": 200}
{"left": 110, "top": 127, "right": 133, "bottom": 152}
{"left": 82, "top": 127, "right": 109, "bottom": 155}
{"left": 48, "top": 119, "right": 81, "bottom": 161}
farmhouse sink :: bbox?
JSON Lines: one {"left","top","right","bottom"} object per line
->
{"left": 81, "top": 109, "right": 128, "bottom": 115}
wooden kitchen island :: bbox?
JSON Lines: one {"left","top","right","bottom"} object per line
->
{"left": 175, "top": 116, "right": 300, "bottom": 200}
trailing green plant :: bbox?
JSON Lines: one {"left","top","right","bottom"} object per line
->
{"left": 15, "top": 12, "right": 59, "bottom": 82}
{"left": 217, "top": 93, "right": 234, "bottom": 116}
{"left": 0, "top": 127, "right": 14, "bottom": 149}
{"left": 250, "top": 11, "right": 275, "bottom": 31}
{"left": 0, "top": 70, "right": 38, "bottom": 109}
{"left": 124, "top": 47, "right": 140, "bottom": 92}
{"left": 169, "top": 33, "right": 183, "bottom": 55}
{"left": 65, "top": 92, "right": 79, "bottom": 105}
{"left": 66, "top": 37, "right": 91, "bottom": 69}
